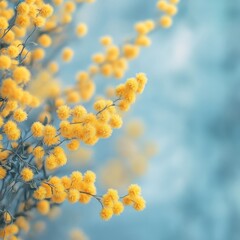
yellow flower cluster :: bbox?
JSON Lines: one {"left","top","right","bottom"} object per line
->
{"left": 13, "top": 108, "right": 28, "bottom": 122}
{"left": 20, "top": 0, "right": 179, "bottom": 112}
{"left": 15, "top": 2, "right": 53, "bottom": 28}
{"left": 90, "top": 22, "right": 154, "bottom": 80}
{"left": 21, "top": 167, "right": 34, "bottom": 182}
{"left": 123, "top": 184, "right": 146, "bottom": 211}
{"left": 33, "top": 171, "right": 96, "bottom": 204}
{"left": 101, "top": 189, "right": 124, "bottom": 220}
{"left": 45, "top": 146, "right": 67, "bottom": 170}
{"left": 0, "top": 1, "right": 58, "bottom": 168}
{"left": 28, "top": 74, "right": 144, "bottom": 154}
{"left": 0, "top": 0, "right": 54, "bottom": 69}
{"left": 85, "top": 16, "right": 158, "bottom": 82}
{"left": 0, "top": 0, "right": 53, "bottom": 62}
{"left": 0, "top": 78, "right": 40, "bottom": 109}
{"left": 3, "top": 120, "right": 21, "bottom": 141}
{"left": 100, "top": 184, "right": 145, "bottom": 220}
{"left": 116, "top": 73, "right": 148, "bottom": 111}
{"left": 32, "top": 171, "right": 145, "bottom": 222}
{"left": 157, "top": 0, "right": 180, "bottom": 28}
{"left": 134, "top": 20, "right": 155, "bottom": 47}
{"left": 0, "top": 214, "right": 30, "bottom": 239}
{"left": 0, "top": 224, "right": 19, "bottom": 239}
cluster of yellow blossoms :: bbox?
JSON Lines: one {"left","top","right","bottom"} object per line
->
{"left": 157, "top": 0, "right": 180, "bottom": 28}
{"left": 0, "top": 0, "right": 181, "bottom": 238}
{"left": 33, "top": 173, "right": 145, "bottom": 220}
{"left": 100, "top": 184, "right": 145, "bottom": 220}
{"left": 24, "top": 0, "right": 179, "bottom": 110}
{"left": 0, "top": 69, "right": 147, "bottom": 237}
{"left": 90, "top": 22, "right": 155, "bottom": 80}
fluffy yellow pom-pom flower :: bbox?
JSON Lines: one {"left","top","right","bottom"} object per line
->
{"left": 0, "top": 16, "right": 9, "bottom": 29}
{"left": 157, "top": 0, "right": 168, "bottom": 11}
{"left": 100, "top": 208, "right": 113, "bottom": 221}
{"left": 13, "top": 109, "right": 28, "bottom": 122}
{"left": 3, "top": 121, "right": 21, "bottom": 141}
{"left": 0, "top": 55, "right": 11, "bottom": 69}
{"left": 21, "top": 167, "right": 34, "bottom": 182}
{"left": 67, "top": 139, "right": 80, "bottom": 151}
{"left": 68, "top": 189, "right": 80, "bottom": 203}
{"left": 100, "top": 36, "right": 112, "bottom": 46}
{"left": 61, "top": 176, "right": 71, "bottom": 190}
{"left": 71, "top": 171, "right": 83, "bottom": 189}
{"left": 123, "top": 44, "right": 139, "bottom": 60}
{"left": 37, "top": 200, "right": 50, "bottom": 215}
{"left": 57, "top": 105, "right": 71, "bottom": 120}
{"left": 17, "top": 2, "right": 30, "bottom": 15}
{"left": 38, "top": 34, "right": 52, "bottom": 48}
{"left": 166, "top": 4, "right": 178, "bottom": 16}
{"left": 7, "top": 45, "right": 20, "bottom": 58}
{"left": 39, "top": 4, "right": 53, "bottom": 18}
{"left": 45, "top": 154, "right": 57, "bottom": 170}
{"left": 76, "top": 23, "right": 88, "bottom": 37}
{"left": 109, "top": 114, "right": 123, "bottom": 129}
{"left": 31, "top": 122, "right": 44, "bottom": 137}
{"left": 33, "top": 186, "right": 47, "bottom": 200}
{"left": 62, "top": 48, "right": 74, "bottom": 62}
{"left": 128, "top": 184, "right": 141, "bottom": 198}
{"left": 113, "top": 202, "right": 124, "bottom": 215}
{"left": 33, "top": 146, "right": 45, "bottom": 160}
{"left": 32, "top": 48, "right": 45, "bottom": 60}
{"left": 160, "top": 15, "right": 172, "bottom": 28}
{"left": 95, "top": 123, "right": 112, "bottom": 138}
{"left": 12, "top": 66, "right": 31, "bottom": 84}
{"left": 83, "top": 171, "right": 96, "bottom": 184}
{"left": 15, "top": 15, "right": 30, "bottom": 28}
{"left": 133, "top": 196, "right": 146, "bottom": 211}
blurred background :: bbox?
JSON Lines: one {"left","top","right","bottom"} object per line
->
{"left": 33, "top": 0, "right": 240, "bottom": 239}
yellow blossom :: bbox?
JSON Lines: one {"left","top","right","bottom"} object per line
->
{"left": 21, "top": 167, "right": 34, "bottom": 182}
{"left": 62, "top": 48, "right": 74, "bottom": 62}
{"left": 0, "top": 166, "right": 7, "bottom": 179}
{"left": 37, "top": 200, "right": 50, "bottom": 215}
{"left": 76, "top": 23, "right": 88, "bottom": 37}
{"left": 0, "top": 55, "right": 11, "bottom": 69}
{"left": 31, "top": 122, "right": 44, "bottom": 137}
{"left": 39, "top": 4, "right": 53, "bottom": 18}
{"left": 38, "top": 34, "right": 52, "bottom": 47}
{"left": 13, "top": 108, "right": 28, "bottom": 122}
{"left": 68, "top": 189, "right": 80, "bottom": 203}
{"left": 57, "top": 105, "right": 71, "bottom": 120}
{"left": 160, "top": 15, "right": 172, "bottom": 28}
{"left": 100, "top": 208, "right": 113, "bottom": 221}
